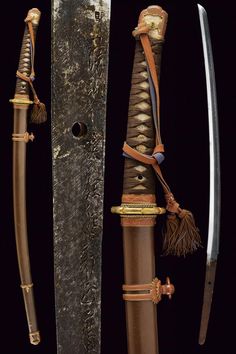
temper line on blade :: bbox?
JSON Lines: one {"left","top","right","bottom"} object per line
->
{"left": 198, "top": 4, "right": 219, "bottom": 264}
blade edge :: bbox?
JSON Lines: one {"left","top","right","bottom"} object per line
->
{"left": 198, "top": 4, "right": 221, "bottom": 345}
{"left": 198, "top": 3, "right": 221, "bottom": 264}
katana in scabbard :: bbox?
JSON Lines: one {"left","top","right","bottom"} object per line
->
{"left": 112, "top": 6, "right": 173, "bottom": 354}
{"left": 112, "top": 5, "right": 202, "bottom": 353}
{"left": 10, "top": 8, "right": 47, "bottom": 345}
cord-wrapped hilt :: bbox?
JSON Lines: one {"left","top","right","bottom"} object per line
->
{"left": 13, "top": 8, "right": 47, "bottom": 124}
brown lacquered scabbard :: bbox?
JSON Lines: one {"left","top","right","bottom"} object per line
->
{"left": 13, "top": 108, "right": 39, "bottom": 345}
{"left": 11, "top": 8, "right": 41, "bottom": 345}
{"left": 123, "top": 225, "right": 158, "bottom": 353}
{"left": 112, "top": 6, "right": 174, "bottom": 354}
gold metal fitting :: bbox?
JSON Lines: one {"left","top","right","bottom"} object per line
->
{"left": 163, "top": 277, "right": 175, "bottom": 300}
{"left": 12, "top": 132, "right": 35, "bottom": 143}
{"left": 151, "top": 277, "right": 175, "bottom": 303}
{"left": 133, "top": 6, "right": 168, "bottom": 40}
{"left": 29, "top": 331, "right": 40, "bottom": 345}
{"left": 20, "top": 283, "right": 33, "bottom": 293}
{"left": 141, "top": 5, "right": 168, "bottom": 40}
{"left": 122, "top": 277, "right": 175, "bottom": 304}
{"left": 111, "top": 203, "right": 166, "bottom": 215}
{"left": 9, "top": 98, "right": 33, "bottom": 105}
{"left": 25, "top": 8, "right": 41, "bottom": 25}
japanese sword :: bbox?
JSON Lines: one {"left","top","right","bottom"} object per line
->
{"left": 10, "top": 8, "right": 46, "bottom": 345}
{"left": 197, "top": 4, "right": 221, "bottom": 345}
{"left": 112, "top": 6, "right": 176, "bottom": 354}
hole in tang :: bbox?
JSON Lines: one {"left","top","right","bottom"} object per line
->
{"left": 72, "top": 122, "right": 87, "bottom": 138}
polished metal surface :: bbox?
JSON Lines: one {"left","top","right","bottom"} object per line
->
{"left": 198, "top": 4, "right": 221, "bottom": 345}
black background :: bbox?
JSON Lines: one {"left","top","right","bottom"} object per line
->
{"left": 0, "top": 0, "right": 235, "bottom": 353}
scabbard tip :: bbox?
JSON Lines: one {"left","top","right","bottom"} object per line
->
{"left": 29, "top": 331, "right": 41, "bottom": 345}
{"left": 198, "top": 337, "right": 206, "bottom": 346}
{"left": 198, "top": 328, "right": 207, "bottom": 346}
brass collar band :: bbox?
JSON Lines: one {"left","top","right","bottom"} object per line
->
{"left": 10, "top": 98, "right": 33, "bottom": 105}
{"left": 12, "top": 132, "right": 35, "bottom": 143}
{"left": 111, "top": 204, "right": 166, "bottom": 215}
{"left": 123, "top": 277, "right": 174, "bottom": 304}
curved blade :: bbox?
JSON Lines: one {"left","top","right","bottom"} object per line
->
{"left": 197, "top": 4, "right": 221, "bottom": 345}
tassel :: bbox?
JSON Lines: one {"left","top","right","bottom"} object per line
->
{"left": 31, "top": 101, "right": 47, "bottom": 124}
{"left": 162, "top": 193, "right": 202, "bottom": 257}
{"left": 162, "top": 213, "right": 179, "bottom": 254}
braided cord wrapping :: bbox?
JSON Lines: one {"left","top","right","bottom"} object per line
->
{"left": 14, "top": 9, "right": 47, "bottom": 124}
{"left": 15, "top": 10, "right": 38, "bottom": 96}
{"left": 122, "top": 7, "right": 201, "bottom": 256}
{"left": 123, "top": 38, "right": 162, "bottom": 194}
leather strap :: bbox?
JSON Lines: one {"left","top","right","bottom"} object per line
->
{"left": 123, "top": 142, "right": 173, "bottom": 198}
{"left": 16, "top": 71, "right": 40, "bottom": 105}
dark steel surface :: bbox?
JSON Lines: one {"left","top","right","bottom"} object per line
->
{"left": 198, "top": 261, "right": 217, "bottom": 345}
{"left": 52, "top": 0, "right": 110, "bottom": 353}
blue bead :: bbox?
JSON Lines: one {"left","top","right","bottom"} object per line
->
{"left": 153, "top": 152, "right": 165, "bottom": 164}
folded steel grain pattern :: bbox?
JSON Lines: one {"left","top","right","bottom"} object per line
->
{"left": 52, "top": 1, "right": 110, "bottom": 353}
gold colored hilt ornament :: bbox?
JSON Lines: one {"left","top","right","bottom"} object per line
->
{"left": 111, "top": 204, "right": 166, "bottom": 215}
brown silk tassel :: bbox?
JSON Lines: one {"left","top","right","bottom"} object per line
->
{"left": 162, "top": 192, "right": 201, "bottom": 256}
{"left": 30, "top": 97, "right": 47, "bottom": 124}
{"left": 16, "top": 70, "right": 47, "bottom": 124}
{"left": 123, "top": 142, "right": 202, "bottom": 257}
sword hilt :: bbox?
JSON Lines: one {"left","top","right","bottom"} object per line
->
{"left": 122, "top": 6, "right": 168, "bottom": 196}
{"left": 15, "top": 8, "right": 41, "bottom": 97}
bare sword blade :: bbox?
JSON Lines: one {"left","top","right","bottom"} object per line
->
{"left": 197, "top": 4, "right": 221, "bottom": 345}
{"left": 52, "top": 1, "right": 110, "bottom": 353}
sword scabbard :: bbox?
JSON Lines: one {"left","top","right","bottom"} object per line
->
{"left": 11, "top": 8, "right": 41, "bottom": 345}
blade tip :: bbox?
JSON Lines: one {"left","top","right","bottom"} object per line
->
{"left": 198, "top": 335, "right": 206, "bottom": 345}
{"left": 197, "top": 4, "right": 206, "bottom": 14}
